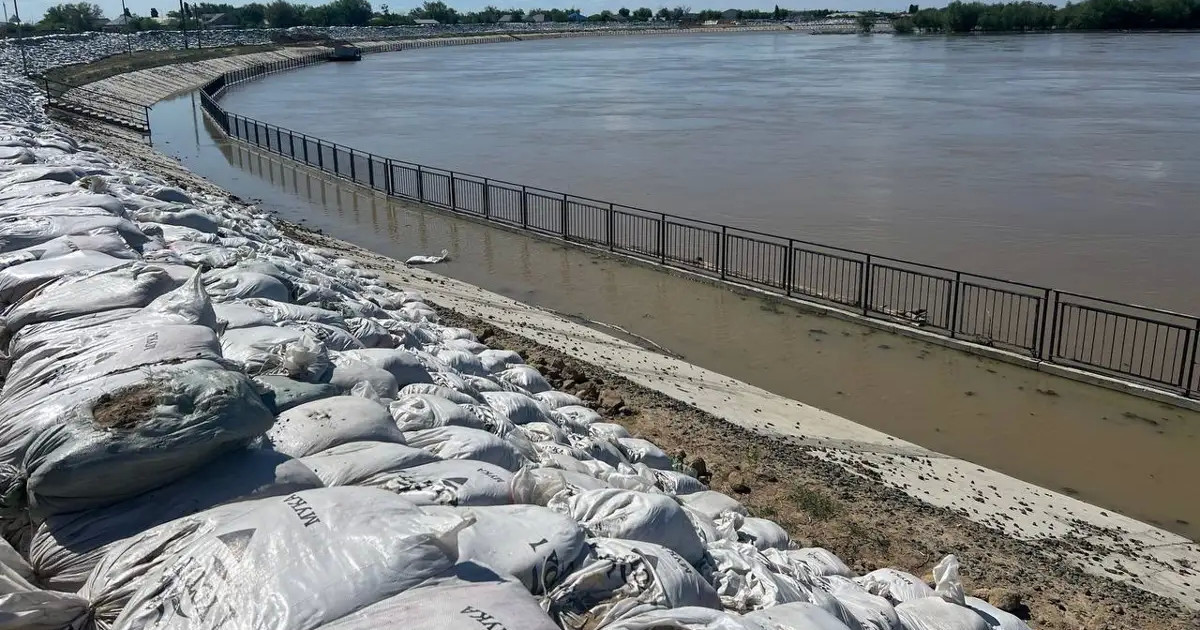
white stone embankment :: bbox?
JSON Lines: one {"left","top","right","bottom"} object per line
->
{"left": 79, "top": 45, "right": 1200, "bottom": 614}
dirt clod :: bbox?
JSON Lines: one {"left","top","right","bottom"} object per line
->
{"left": 93, "top": 383, "right": 160, "bottom": 429}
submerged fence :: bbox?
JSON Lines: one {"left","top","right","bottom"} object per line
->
{"left": 199, "top": 66, "right": 1200, "bottom": 401}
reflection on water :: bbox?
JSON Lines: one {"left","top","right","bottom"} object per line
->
{"left": 217, "top": 32, "right": 1200, "bottom": 314}
{"left": 153, "top": 92, "right": 1200, "bottom": 541}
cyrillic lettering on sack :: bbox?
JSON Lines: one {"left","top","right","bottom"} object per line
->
{"left": 460, "top": 605, "right": 508, "bottom": 630}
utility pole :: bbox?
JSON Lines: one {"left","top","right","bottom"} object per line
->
{"left": 178, "top": 0, "right": 188, "bottom": 49}
{"left": 120, "top": 0, "right": 132, "bottom": 55}
{"left": 2, "top": 2, "right": 8, "bottom": 41}
{"left": 12, "top": 0, "right": 27, "bottom": 76}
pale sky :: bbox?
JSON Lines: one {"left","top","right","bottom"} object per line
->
{"left": 8, "top": 0, "right": 913, "bottom": 24}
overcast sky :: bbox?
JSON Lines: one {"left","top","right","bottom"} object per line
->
{"left": 8, "top": 0, "right": 913, "bottom": 23}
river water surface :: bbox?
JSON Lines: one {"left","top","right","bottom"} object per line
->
{"left": 219, "top": 31, "right": 1200, "bottom": 312}
{"left": 153, "top": 32, "right": 1200, "bottom": 540}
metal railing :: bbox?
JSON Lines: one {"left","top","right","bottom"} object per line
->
{"left": 43, "top": 77, "right": 152, "bottom": 135}
{"left": 198, "top": 67, "right": 1200, "bottom": 401}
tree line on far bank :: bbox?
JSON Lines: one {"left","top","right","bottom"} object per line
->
{"left": 894, "top": 0, "right": 1200, "bottom": 32}
{"left": 11, "top": 0, "right": 1200, "bottom": 34}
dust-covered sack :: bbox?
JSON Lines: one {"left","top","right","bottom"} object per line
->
{"left": 543, "top": 537, "right": 722, "bottom": 630}
{"left": 300, "top": 441, "right": 440, "bottom": 487}
{"left": 267, "top": 396, "right": 403, "bottom": 457}
{"left": 405, "top": 426, "right": 529, "bottom": 472}
{"left": 109, "top": 487, "right": 469, "bottom": 630}
{"left": 363, "top": 459, "right": 513, "bottom": 507}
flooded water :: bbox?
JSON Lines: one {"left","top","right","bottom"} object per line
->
{"left": 217, "top": 32, "right": 1200, "bottom": 314}
{"left": 153, "top": 90, "right": 1200, "bottom": 541}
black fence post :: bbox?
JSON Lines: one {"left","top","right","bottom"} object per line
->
{"left": 385, "top": 159, "right": 394, "bottom": 196}
{"left": 520, "top": 186, "right": 528, "bottom": 228}
{"left": 253, "top": 122, "right": 260, "bottom": 146}
{"left": 368, "top": 155, "right": 376, "bottom": 189}
{"left": 302, "top": 135, "right": 309, "bottom": 164}
{"left": 482, "top": 178, "right": 490, "bottom": 220}
{"left": 719, "top": 226, "right": 727, "bottom": 279}
{"left": 1186, "top": 323, "right": 1199, "bottom": 396}
{"left": 949, "top": 271, "right": 961, "bottom": 338}
{"left": 317, "top": 140, "right": 324, "bottom": 169}
{"left": 658, "top": 214, "right": 666, "bottom": 264}
{"left": 1047, "top": 291, "right": 1061, "bottom": 363}
{"left": 784, "top": 239, "right": 794, "bottom": 296}
{"left": 332, "top": 145, "right": 340, "bottom": 176}
{"left": 861, "top": 254, "right": 872, "bottom": 315}
{"left": 417, "top": 166, "right": 425, "bottom": 201}
{"left": 608, "top": 203, "right": 615, "bottom": 252}
{"left": 449, "top": 172, "right": 457, "bottom": 209}
{"left": 288, "top": 133, "right": 294, "bottom": 159}
{"left": 349, "top": 150, "right": 356, "bottom": 181}
{"left": 1035, "top": 288, "right": 1050, "bottom": 360}
{"left": 561, "top": 193, "right": 568, "bottom": 237}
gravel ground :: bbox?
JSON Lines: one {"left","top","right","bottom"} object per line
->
{"left": 62, "top": 115, "right": 1200, "bottom": 630}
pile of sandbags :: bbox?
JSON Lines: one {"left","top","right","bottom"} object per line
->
{"left": 0, "top": 109, "right": 1035, "bottom": 630}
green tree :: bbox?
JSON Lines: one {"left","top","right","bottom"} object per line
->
{"left": 656, "top": 7, "right": 671, "bottom": 19}
{"left": 632, "top": 7, "right": 653, "bottom": 20}
{"left": 236, "top": 2, "right": 266, "bottom": 26}
{"left": 892, "top": 15, "right": 915, "bottom": 31}
{"left": 265, "top": 0, "right": 303, "bottom": 27}
{"left": 39, "top": 2, "right": 104, "bottom": 31}
{"left": 908, "top": 3, "right": 920, "bottom": 12}
{"left": 618, "top": 7, "right": 630, "bottom": 17}
{"left": 410, "top": 0, "right": 457, "bottom": 23}
{"left": 326, "top": 0, "right": 372, "bottom": 24}
{"left": 150, "top": 6, "right": 159, "bottom": 17}
{"left": 857, "top": 14, "right": 875, "bottom": 31}
{"left": 944, "top": 0, "right": 984, "bottom": 30}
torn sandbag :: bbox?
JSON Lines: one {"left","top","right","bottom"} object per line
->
{"left": 268, "top": 396, "right": 403, "bottom": 458}
{"left": 617, "top": 437, "right": 675, "bottom": 470}
{"left": 7, "top": 360, "right": 274, "bottom": 520}
{"left": 548, "top": 488, "right": 705, "bottom": 565}
{"left": 818, "top": 575, "right": 903, "bottom": 630}
{"left": 857, "top": 569, "right": 936, "bottom": 605}
{"left": 701, "top": 540, "right": 811, "bottom": 612}
{"left": 510, "top": 465, "right": 611, "bottom": 506}
{"left": 405, "top": 426, "right": 528, "bottom": 472}
{"left": 405, "top": 249, "right": 449, "bottom": 265}
{"left": 29, "top": 448, "right": 322, "bottom": 592}
{"left": 400, "top": 383, "right": 479, "bottom": 405}
{"left": 106, "top": 488, "right": 469, "bottom": 630}
{"left": 366, "top": 459, "right": 513, "bottom": 507}
{"left": 544, "top": 537, "right": 722, "bottom": 630}
{"left": 299, "top": 441, "right": 440, "bottom": 487}
{"left": 389, "top": 393, "right": 480, "bottom": 432}
{"left": 314, "top": 563, "right": 558, "bottom": 630}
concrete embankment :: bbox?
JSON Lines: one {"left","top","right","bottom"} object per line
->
{"left": 65, "top": 42, "right": 1200, "bottom": 620}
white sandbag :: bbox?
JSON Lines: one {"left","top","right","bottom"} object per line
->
{"left": 497, "top": 365, "right": 552, "bottom": 394}
{"left": 479, "top": 348, "right": 524, "bottom": 373}
{"left": 683, "top": 505, "right": 726, "bottom": 545}
{"left": 567, "top": 434, "right": 630, "bottom": 468}
{"left": 315, "top": 563, "right": 559, "bottom": 630}
{"left": 933, "top": 555, "right": 966, "bottom": 605}
{"left": 401, "top": 383, "right": 479, "bottom": 405}
{"left": 532, "top": 440, "right": 596, "bottom": 463}
{"left": 0, "top": 589, "right": 91, "bottom": 630}
{"left": 510, "top": 465, "right": 611, "bottom": 506}
{"left": 745, "top": 602, "right": 853, "bottom": 630}
{"left": 598, "top": 607, "right": 764, "bottom": 630}
{"left": 7, "top": 361, "right": 274, "bottom": 519}
{"left": 241, "top": 297, "right": 345, "bottom": 326}
{"left": 109, "top": 488, "right": 469, "bottom": 630}
{"left": 1, "top": 263, "right": 173, "bottom": 332}
{"left": 268, "top": 396, "right": 403, "bottom": 457}
{"left": 964, "top": 597, "right": 1030, "bottom": 630}
{"left": 212, "top": 302, "right": 275, "bottom": 328}
{"left": 255, "top": 375, "right": 340, "bottom": 413}
{"left": 0, "top": 213, "right": 147, "bottom": 256}
{"left": 895, "top": 599, "right": 989, "bottom": 630}
{"left": 300, "top": 441, "right": 440, "bottom": 486}
{"left": 436, "top": 348, "right": 490, "bottom": 376}
{"left": 702, "top": 540, "right": 810, "bottom": 612}
{"left": 522, "top": 421, "right": 571, "bottom": 444}
{"left": 590, "top": 422, "right": 632, "bottom": 441}
{"left": 439, "top": 504, "right": 587, "bottom": 593}
{"left": 286, "top": 320, "right": 365, "bottom": 352}
{"left": 736, "top": 517, "right": 791, "bottom": 551}
{"left": 652, "top": 469, "right": 707, "bottom": 495}
{"left": 617, "top": 437, "right": 674, "bottom": 470}
{"left": 536, "top": 390, "right": 584, "bottom": 410}
{"left": 788, "top": 548, "right": 854, "bottom": 579}
{"left": 600, "top": 466, "right": 661, "bottom": 494}
{"left": 679, "top": 490, "right": 748, "bottom": 521}
{"left": 858, "top": 569, "right": 936, "bottom": 605}
{"left": 327, "top": 354, "right": 399, "bottom": 399}
{"left": 548, "top": 488, "right": 705, "bottom": 564}
{"left": 345, "top": 316, "right": 394, "bottom": 348}
{"left": 220, "top": 326, "right": 332, "bottom": 381}
{"left": 339, "top": 347, "right": 433, "bottom": 387}
{"left": 204, "top": 270, "right": 289, "bottom": 302}
{"left": 822, "top": 575, "right": 903, "bottom": 630}
{"left": 405, "top": 426, "right": 528, "bottom": 472}
{"left": 555, "top": 405, "right": 604, "bottom": 429}
{"left": 0, "top": 250, "right": 126, "bottom": 304}
{"left": 389, "top": 393, "right": 481, "bottom": 431}
{"left": 440, "top": 337, "right": 488, "bottom": 354}
{"left": 544, "top": 538, "right": 722, "bottom": 629}
{"left": 367, "top": 459, "right": 513, "bottom": 506}
{"left": 29, "top": 448, "right": 322, "bottom": 591}
{"left": 405, "top": 249, "right": 449, "bottom": 265}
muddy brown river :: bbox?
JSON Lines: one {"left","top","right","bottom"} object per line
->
{"left": 151, "top": 33, "right": 1200, "bottom": 541}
